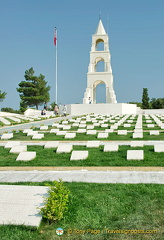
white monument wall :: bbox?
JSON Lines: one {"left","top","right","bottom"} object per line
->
{"left": 67, "top": 103, "right": 137, "bottom": 116}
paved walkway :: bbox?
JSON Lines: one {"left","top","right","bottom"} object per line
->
{"left": 0, "top": 115, "right": 73, "bottom": 134}
{"left": 0, "top": 184, "right": 48, "bottom": 227}
{"left": 0, "top": 170, "right": 163, "bottom": 184}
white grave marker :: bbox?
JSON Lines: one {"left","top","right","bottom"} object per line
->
{"left": 70, "top": 151, "right": 88, "bottom": 160}
{"left": 127, "top": 150, "right": 144, "bottom": 160}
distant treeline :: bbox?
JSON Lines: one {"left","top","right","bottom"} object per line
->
{"left": 129, "top": 98, "right": 164, "bottom": 109}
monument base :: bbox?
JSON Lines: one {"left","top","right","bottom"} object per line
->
{"left": 67, "top": 103, "right": 137, "bottom": 116}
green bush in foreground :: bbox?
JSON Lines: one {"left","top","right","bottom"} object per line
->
{"left": 0, "top": 182, "right": 163, "bottom": 239}
{"left": 39, "top": 180, "right": 70, "bottom": 223}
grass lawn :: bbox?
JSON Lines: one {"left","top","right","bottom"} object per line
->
{"left": 5, "top": 118, "right": 30, "bottom": 125}
{"left": 33, "top": 124, "right": 163, "bottom": 131}
{"left": 0, "top": 182, "right": 163, "bottom": 240}
{"left": 0, "top": 145, "right": 164, "bottom": 167}
{"left": 6, "top": 130, "right": 164, "bottom": 141}
{"left": 0, "top": 116, "right": 59, "bottom": 128}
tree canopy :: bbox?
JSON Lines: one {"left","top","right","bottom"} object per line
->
{"left": 0, "top": 90, "right": 7, "bottom": 102}
{"left": 150, "top": 98, "right": 164, "bottom": 109}
{"left": 128, "top": 102, "right": 142, "bottom": 108}
{"left": 142, "top": 88, "right": 149, "bottom": 109}
{"left": 17, "top": 67, "right": 51, "bottom": 110}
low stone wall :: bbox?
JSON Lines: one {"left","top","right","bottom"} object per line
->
{"left": 142, "top": 109, "right": 164, "bottom": 114}
{"left": 67, "top": 103, "right": 137, "bottom": 115}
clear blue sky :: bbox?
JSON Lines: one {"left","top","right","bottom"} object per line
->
{"left": 0, "top": 0, "right": 164, "bottom": 110}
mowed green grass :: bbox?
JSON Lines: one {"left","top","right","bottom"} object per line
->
{"left": 6, "top": 130, "right": 164, "bottom": 141}
{"left": 0, "top": 182, "right": 163, "bottom": 240}
{"left": 0, "top": 145, "right": 164, "bottom": 167}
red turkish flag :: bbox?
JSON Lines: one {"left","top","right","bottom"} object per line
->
{"left": 54, "top": 28, "right": 57, "bottom": 46}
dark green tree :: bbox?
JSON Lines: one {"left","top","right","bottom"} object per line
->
{"left": 128, "top": 102, "right": 142, "bottom": 108}
{"left": 159, "top": 98, "right": 164, "bottom": 108}
{"left": 19, "top": 100, "right": 27, "bottom": 113}
{"left": 0, "top": 90, "right": 7, "bottom": 102}
{"left": 1, "top": 107, "right": 15, "bottom": 113}
{"left": 17, "top": 67, "right": 51, "bottom": 110}
{"left": 142, "top": 88, "right": 149, "bottom": 109}
{"left": 150, "top": 98, "right": 164, "bottom": 109}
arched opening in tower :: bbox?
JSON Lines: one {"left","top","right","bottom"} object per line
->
{"left": 96, "top": 61, "right": 104, "bottom": 72}
{"left": 96, "top": 83, "right": 106, "bottom": 103}
{"left": 96, "top": 39, "right": 104, "bottom": 51}
{"left": 95, "top": 59, "right": 105, "bottom": 72}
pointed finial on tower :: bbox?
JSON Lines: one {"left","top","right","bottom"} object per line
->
{"left": 95, "top": 18, "right": 106, "bottom": 35}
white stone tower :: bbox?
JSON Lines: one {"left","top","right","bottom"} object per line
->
{"left": 83, "top": 19, "right": 117, "bottom": 104}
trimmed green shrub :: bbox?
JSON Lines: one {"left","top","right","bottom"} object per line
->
{"left": 39, "top": 179, "right": 70, "bottom": 223}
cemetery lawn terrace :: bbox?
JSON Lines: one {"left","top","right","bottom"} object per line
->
{"left": 0, "top": 145, "right": 164, "bottom": 167}
{"left": 0, "top": 182, "right": 163, "bottom": 240}
{"left": 9, "top": 131, "right": 164, "bottom": 141}
{"left": 0, "top": 114, "right": 163, "bottom": 240}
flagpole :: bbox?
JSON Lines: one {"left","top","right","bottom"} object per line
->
{"left": 55, "top": 28, "right": 58, "bottom": 105}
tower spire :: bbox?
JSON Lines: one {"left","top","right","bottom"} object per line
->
{"left": 95, "top": 19, "right": 106, "bottom": 35}
{"left": 83, "top": 18, "right": 117, "bottom": 104}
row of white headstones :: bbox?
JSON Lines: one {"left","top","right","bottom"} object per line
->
{"left": 1, "top": 139, "right": 164, "bottom": 161}
{"left": 29, "top": 114, "right": 164, "bottom": 139}
{"left": 0, "top": 114, "right": 164, "bottom": 161}
{"left": 1, "top": 114, "right": 164, "bottom": 140}
{"left": 0, "top": 115, "right": 47, "bottom": 125}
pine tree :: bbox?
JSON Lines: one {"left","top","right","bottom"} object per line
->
{"left": 142, "top": 88, "right": 149, "bottom": 109}
{"left": 17, "top": 67, "right": 51, "bottom": 110}
{"left": 19, "top": 100, "right": 27, "bottom": 113}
